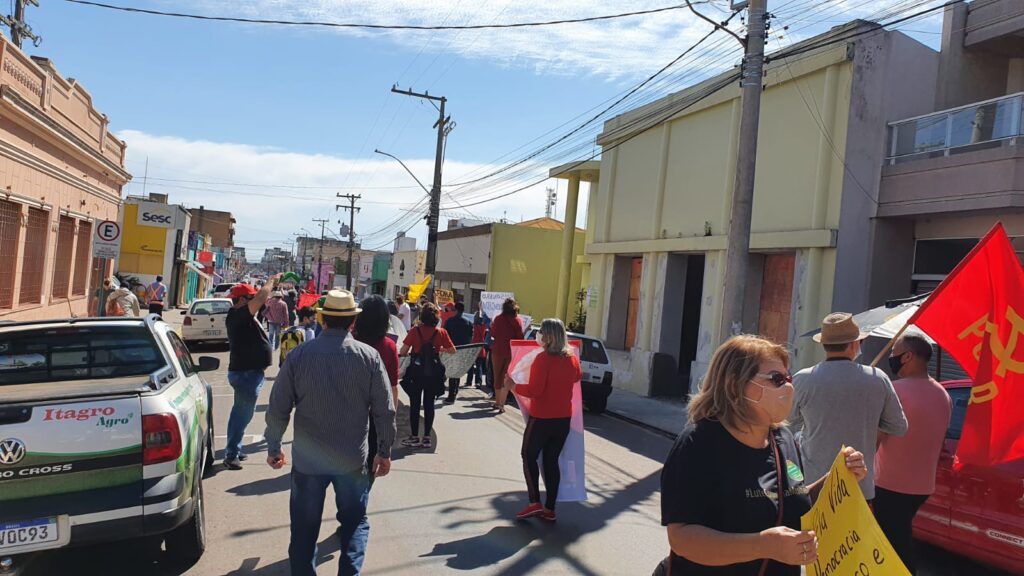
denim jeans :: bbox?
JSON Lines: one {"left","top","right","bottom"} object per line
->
{"left": 268, "top": 322, "right": 282, "bottom": 351}
{"left": 289, "top": 468, "right": 370, "bottom": 576}
{"left": 225, "top": 370, "right": 265, "bottom": 459}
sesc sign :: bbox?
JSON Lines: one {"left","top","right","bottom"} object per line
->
{"left": 137, "top": 204, "right": 175, "bottom": 228}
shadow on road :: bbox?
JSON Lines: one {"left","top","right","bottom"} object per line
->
{"left": 227, "top": 472, "right": 291, "bottom": 497}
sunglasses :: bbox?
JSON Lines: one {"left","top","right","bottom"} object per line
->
{"left": 755, "top": 371, "right": 793, "bottom": 388}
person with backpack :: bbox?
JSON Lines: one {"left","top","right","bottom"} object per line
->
{"left": 399, "top": 303, "right": 455, "bottom": 449}
{"left": 104, "top": 278, "right": 140, "bottom": 317}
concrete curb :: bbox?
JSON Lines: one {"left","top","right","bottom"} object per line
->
{"left": 603, "top": 408, "right": 678, "bottom": 440}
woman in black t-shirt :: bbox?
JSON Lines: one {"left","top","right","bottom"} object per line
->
{"left": 659, "top": 335, "right": 868, "bottom": 576}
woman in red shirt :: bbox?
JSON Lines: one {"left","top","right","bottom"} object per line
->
{"left": 512, "top": 318, "right": 581, "bottom": 523}
{"left": 355, "top": 295, "right": 399, "bottom": 489}
{"left": 399, "top": 303, "right": 455, "bottom": 449}
{"left": 491, "top": 298, "right": 525, "bottom": 413}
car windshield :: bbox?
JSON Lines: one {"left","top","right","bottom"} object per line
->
{"left": 214, "top": 284, "right": 235, "bottom": 292}
{"left": 0, "top": 325, "right": 165, "bottom": 385}
{"left": 191, "top": 301, "right": 232, "bottom": 315}
{"left": 577, "top": 338, "right": 609, "bottom": 364}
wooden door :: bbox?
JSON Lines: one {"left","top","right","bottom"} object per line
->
{"left": 757, "top": 253, "right": 795, "bottom": 345}
{"left": 625, "top": 257, "right": 642, "bottom": 349}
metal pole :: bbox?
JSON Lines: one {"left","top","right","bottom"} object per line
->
{"left": 337, "top": 194, "right": 361, "bottom": 292}
{"left": 12, "top": 0, "right": 23, "bottom": 48}
{"left": 312, "top": 218, "right": 329, "bottom": 292}
{"left": 719, "top": 0, "right": 768, "bottom": 341}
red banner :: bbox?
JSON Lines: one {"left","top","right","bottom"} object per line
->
{"left": 909, "top": 223, "right": 1024, "bottom": 467}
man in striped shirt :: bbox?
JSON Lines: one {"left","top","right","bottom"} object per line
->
{"left": 265, "top": 290, "right": 397, "bottom": 576}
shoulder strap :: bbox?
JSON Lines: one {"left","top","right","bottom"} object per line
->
{"left": 758, "top": 432, "right": 787, "bottom": 576}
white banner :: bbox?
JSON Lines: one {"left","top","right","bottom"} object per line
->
{"left": 398, "top": 343, "right": 483, "bottom": 379}
{"left": 480, "top": 291, "right": 514, "bottom": 320}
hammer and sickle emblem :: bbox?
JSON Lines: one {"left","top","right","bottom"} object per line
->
{"left": 957, "top": 306, "right": 1024, "bottom": 404}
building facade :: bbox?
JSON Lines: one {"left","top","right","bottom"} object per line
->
{"left": 189, "top": 206, "right": 235, "bottom": 249}
{"left": 435, "top": 217, "right": 586, "bottom": 319}
{"left": 118, "top": 195, "right": 191, "bottom": 307}
{"left": 0, "top": 38, "right": 130, "bottom": 320}
{"left": 583, "top": 22, "right": 936, "bottom": 398}
{"left": 386, "top": 234, "right": 426, "bottom": 299}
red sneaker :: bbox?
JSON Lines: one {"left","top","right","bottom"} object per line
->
{"left": 515, "top": 503, "right": 544, "bottom": 520}
{"left": 540, "top": 509, "right": 556, "bottom": 522}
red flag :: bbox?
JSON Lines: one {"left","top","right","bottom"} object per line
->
{"left": 305, "top": 279, "right": 316, "bottom": 294}
{"left": 909, "top": 223, "right": 1024, "bottom": 467}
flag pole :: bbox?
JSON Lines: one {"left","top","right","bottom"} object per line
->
{"left": 869, "top": 320, "right": 914, "bottom": 368}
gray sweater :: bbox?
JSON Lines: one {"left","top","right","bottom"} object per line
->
{"left": 790, "top": 359, "right": 908, "bottom": 499}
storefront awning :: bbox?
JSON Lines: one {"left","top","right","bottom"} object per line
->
{"left": 186, "top": 261, "right": 213, "bottom": 281}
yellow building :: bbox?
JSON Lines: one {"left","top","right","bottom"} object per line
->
{"left": 118, "top": 196, "right": 193, "bottom": 305}
{"left": 578, "top": 22, "right": 938, "bottom": 397}
{"left": 435, "top": 217, "right": 585, "bottom": 321}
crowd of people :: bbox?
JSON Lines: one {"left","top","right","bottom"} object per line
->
{"left": 659, "top": 312, "right": 950, "bottom": 576}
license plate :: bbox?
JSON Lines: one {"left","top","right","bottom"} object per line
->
{"left": 0, "top": 517, "right": 59, "bottom": 551}
{"left": 203, "top": 330, "right": 222, "bottom": 336}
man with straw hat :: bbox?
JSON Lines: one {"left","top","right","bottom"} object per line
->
{"left": 789, "top": 312, "right": 908, "bottom": 502}
{"left": 265, "top": 289, "right": 397, "bottom": 576}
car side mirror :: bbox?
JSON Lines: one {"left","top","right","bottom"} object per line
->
{"left": 180, "top": 310, "right": 187, "bottom": 315}
{"left": 197, "top": 356, "right": 220, "bottom": 372}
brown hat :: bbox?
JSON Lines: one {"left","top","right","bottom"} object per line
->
{"left": 813, "top": 312, "right": 870, "bottom": 345}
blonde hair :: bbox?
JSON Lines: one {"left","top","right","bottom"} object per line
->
{"left": 688, "top": 335, "right": 789, "bottom": 431}
{"left": 539, "top": 318, "right": 571, "bottom": 356}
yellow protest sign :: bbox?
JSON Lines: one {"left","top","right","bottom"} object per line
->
{"left": 801, "top": 448, "right": 909, "bottom": 576}
{"left": 435, "top": 288, "right": 454, "bottom": 307}
{"left": 406, "top": 275, "right": 432, "bottom": 303}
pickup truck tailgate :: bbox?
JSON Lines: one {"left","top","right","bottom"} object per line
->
{"left": 0, "top": 395, "right": 144, "bottom": 547}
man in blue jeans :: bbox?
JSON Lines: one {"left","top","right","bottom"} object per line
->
{"left": 265, "top": 290, "right": 396, "bottom": 576}
{"left": 223, "top": 275, "right": 280, "bottom": 470}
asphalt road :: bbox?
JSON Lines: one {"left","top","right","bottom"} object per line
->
{"left": 12, "top": 314, "right": 1014, "bottom": 576}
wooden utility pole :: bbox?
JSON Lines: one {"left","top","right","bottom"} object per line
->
{"left": 311, "top": 218, "right": 329, "bottom": 292}
{"left": 1, "top": 0, "right": 40, "bottom": 49}
{"left": 390, "top": 86, "right": 451, "bottom": 292}
{"left": 718, "top": 0, "right": 768, "bottom": 340}
{"left": 337, "top": 194, "right": 361, "bottom": 291}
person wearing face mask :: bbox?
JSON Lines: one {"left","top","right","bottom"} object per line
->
{"left": 658, "top": 335, "right": 868, "bottom": 576}
{"left": 789, "top": 313, "right": 908, "bottom": 503}
{"left": 874, "top": 333, "right": 951, "bottom": 575}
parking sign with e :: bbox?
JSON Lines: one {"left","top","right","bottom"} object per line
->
{"left": 93, "top": 220, "right": 121, "bottom": 259}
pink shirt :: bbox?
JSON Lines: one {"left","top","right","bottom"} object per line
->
{"left": 874, "top": 376, "right": 952, "bottom": 495}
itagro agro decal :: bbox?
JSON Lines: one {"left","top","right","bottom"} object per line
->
{"left": 42, "top": 406, "right": 135, "bottom": 429}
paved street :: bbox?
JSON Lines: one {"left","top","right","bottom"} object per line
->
{"left": 13, "top": 316, "right": 1013, "bottom": 576}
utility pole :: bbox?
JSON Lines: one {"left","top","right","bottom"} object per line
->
{"left": 1, "top": 0, "right": 41, "bottom": 49}
{"left": 312, "top": 218, "right": 329, "bottom": 292}
{"left": 337, "top": 194, "right": 361, "bottom": 291}
{"left": 717, "top": 0, "right": 769, "bottom": 341}
{"left": 391, "top": 86, "right": 451, "bottom": 293}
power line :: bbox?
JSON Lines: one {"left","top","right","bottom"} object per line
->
{"left": 63, "top": 0, "right": 701, "bottom": 30}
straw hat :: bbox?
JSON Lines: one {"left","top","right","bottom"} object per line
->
{"left": 813, "top": 312, "right": 870, "bottom": 345}
{"left": 317, "top": 289, "right": 361, "bottom": 317}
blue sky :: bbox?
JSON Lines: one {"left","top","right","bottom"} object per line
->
{"left": 22, "top": 1, "right": 943, "bottom": 255}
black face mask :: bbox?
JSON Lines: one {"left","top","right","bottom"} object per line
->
{"left": 888, "top": 353, "right": 907, "bottom": 377}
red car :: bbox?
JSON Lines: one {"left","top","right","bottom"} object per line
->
{"left": 912, "top": 380, "right": 1024, "bottom": 574}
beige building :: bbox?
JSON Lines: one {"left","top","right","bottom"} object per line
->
{"left": 0, "top": 37, "right": 130, "bottom": 321}
{"left": 189, "top": 206, "right": 235, "bottom": 249}
{"left": 579, "top": 21, "right": 935, "bottom": 398}
{"left": 386, "top": 234, "right": 426, "bottom": 299}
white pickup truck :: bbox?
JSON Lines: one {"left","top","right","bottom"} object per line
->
{"left": 0, "top": 316, "right": 218, "bottom": 571}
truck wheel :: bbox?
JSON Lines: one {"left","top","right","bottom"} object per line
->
{"left": 165, "top": 475, "right": 206, "bottom": 563}
{"left": 586, "top": 395, "right": 608, "bottom": 414}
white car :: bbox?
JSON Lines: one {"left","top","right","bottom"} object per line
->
{"left": 524, "top": 326, "right": 613, "bottom": 413}
{"left": 211, "top": 283, "right": 236, "bottom": 298}
{"left": 181, "top": 298, "right": 232, "bottom": 345}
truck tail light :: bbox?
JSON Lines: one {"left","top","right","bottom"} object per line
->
{"left": 143, "top": 413, "right": 182, "bottom": 465}
{"left": 183, "top": 316, "right": 193, "bottom": 326}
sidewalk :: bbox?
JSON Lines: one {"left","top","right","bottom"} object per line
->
{"left": 604, "top": 387, "right": 687, "bottom": 439}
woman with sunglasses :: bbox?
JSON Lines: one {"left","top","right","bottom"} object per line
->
{"left": 658, "top": 335, "right": 868, "bottom": 576}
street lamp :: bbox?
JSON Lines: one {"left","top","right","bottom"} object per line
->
{"left": 375, "top": 149, "right": 430, "bottom": 196}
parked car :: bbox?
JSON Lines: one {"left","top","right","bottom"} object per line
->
{"left": 913, "top": 380, "right": 1024, "bottom": 575}
{"left": 180, "top": 298, "right": 232, "bottom": 346}
{"left": 524, "top": 326, "right": 613, "bottom": 413}
{"left": 211, "top": 283, "right": 236, "bottom": 298}
{"left": 0, "top": 316, "right": 218, "bottom": 571}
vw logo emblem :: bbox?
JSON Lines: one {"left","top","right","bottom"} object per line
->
{"left": 0, "top": 438, "right": 26, "bottom": 465}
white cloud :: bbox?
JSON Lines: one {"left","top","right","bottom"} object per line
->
{"left": 168, "top": 1, "right": 944, "bottom": 80}
{"left": 118, "top": 129, "right": 573, "bottom": 257}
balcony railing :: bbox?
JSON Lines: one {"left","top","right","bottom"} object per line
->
{"left": 886, "top": 93, "right": 1023, "bottom": 165}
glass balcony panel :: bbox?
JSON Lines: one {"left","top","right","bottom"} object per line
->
{"left": 894, "top": 115, "right": 948, "bottom": 157}
{"left": 949, "top": 99, "right": 1018, "bottom": 148}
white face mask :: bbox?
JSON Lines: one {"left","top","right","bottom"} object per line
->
{"left": 535, "top": 331, "right": 545, "bottom": 344}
